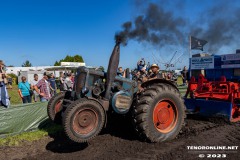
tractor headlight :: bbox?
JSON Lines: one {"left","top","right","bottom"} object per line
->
{"left": 111, "top": 91, "right": 132, "bottom": 114}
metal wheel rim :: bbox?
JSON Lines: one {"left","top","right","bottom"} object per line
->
{"left": 72, "top": 108, "right": 98, "bottom": 135}
{"left": 153, "top": 99, "right": 178, "bottom": 133}
{"left": 54, "top": 100, "right": 63, "bottom": 114}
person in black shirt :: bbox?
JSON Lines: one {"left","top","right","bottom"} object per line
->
{"left": 181, "top": 66, "right": 188, "bottom": 86}
{"left": 48, "top": 73, "right": 57, "bottom": 96}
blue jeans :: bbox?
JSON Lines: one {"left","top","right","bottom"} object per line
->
{"left": 40, "top": 97, "right": 48, "bottom": 102}
{"left": 22, "top": 95, "right": 32, "bottom": 103}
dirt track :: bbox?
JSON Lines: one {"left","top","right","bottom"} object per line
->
{"left": 0, "top": 116, "right": 240, "bottom": 160}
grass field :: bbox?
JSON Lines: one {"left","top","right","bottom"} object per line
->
{"left": 7, "top": 84, "right": 22, "bottom": 105}
{"left": 0, "top": 123, "right": 63, "bottom": 146}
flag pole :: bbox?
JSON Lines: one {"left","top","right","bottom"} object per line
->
{"left": 189, "top": 35, "right": 192, "bottom": 78}
{"left": 189, "top": 35, "right": 191, "bottom": 58}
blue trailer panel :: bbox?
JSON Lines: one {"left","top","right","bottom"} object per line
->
{"left": 184, "top": 99, "right": 232, "bottom": 121}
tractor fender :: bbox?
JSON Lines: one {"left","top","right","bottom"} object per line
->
{"left": 141, "top": 78, "right": 179, "bottom": 91}
{"left": 86, "top": 97, "right": 108, "bottom": 127}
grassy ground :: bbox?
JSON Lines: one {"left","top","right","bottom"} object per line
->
{"left": 0, "top": 123, "right": 63, "bottom": 146}
{"left": 7, "top": 84, "right": 22, "bottom": 105}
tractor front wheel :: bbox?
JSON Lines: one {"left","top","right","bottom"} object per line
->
{"left": 63, "top": 99, "right": 105, "bottom": 143}
{"left": 47, "top": 92, "right": 65, "bottom": 124}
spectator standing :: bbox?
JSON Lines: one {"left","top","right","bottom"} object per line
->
{"left": 165, "top": 72, "right": 171, "bottom": 80}
{"left": 30, "top": 74, "right": 40, "bottom": 102}
{"left": 117, "top": 67, "right": 125, "bottom": 77}
{"left": 64, "top": 73, "right": 73, "bottom": 91}
{"left": 137, "top": 58, "right": 146, "bottom": 71}
{"left": 139, "top": 67, "right": 148, "bottom": 82}
{"left": 7, "top": 76, "right": 12, "bottom": 89}
{"left": 148, "top": 69, "right": 153, "bottom": 77}
{"left": 181, "top": 66, "right": 188, "bottom": 86}
{"left": 48, "top": 73, "right": 57, "bottom": 97}
{"left": 71, "top": 74, "right": 75, "bottom": 83}
{"left": 59, "top": 72, "right": 65, "bottom": 91}
{"left": 18, "top": 76, "right": 32, "bottom": 103}
{"left": 0, "top": 60, "right": 10, "bottom": 108}
{"left": 146, "top": 62, "right": 151, "bottom": 71}
{"left": 34, "top": 72, "right": 51, "bottom": 102}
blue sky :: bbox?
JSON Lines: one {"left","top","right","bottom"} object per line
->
{"left": 0, "top": 0, "right": 239, "bottom": 70}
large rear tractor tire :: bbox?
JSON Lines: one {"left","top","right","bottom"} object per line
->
{"left": 63, "top": 99, "right": 105, "bottom": 143}
{"left": 133, "top": 83, "right": 185, "bottom": 142}
{"left": 47, "top": 92, "right": 65, "bottom": 124}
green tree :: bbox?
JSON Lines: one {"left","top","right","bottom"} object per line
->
{"left": 98, "top": 66, "right": 105, "bottom": 71}
{"left": 73, "top": 55, "right": 84, "bottom": 62}
{"left": 22, "top": 60, "right": 32, "bottom": 67}
{"left": 54, "top": 61, "right": 60, "bottom": 66}
{"left": 54, "top": 55, "right": 84, "bottom": 66}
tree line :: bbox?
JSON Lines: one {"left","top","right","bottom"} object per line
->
{"left": 10, "top": 55, "right": 84, "bottom": 67}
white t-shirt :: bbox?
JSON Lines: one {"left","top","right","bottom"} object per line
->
{"left": 64, "top": 77, "right": 73, "bottom": 91}
{"left": 30, "top": 79, "right": 39, "bottom": 94}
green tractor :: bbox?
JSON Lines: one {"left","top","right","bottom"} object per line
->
{"left": 47, "top": 39, "right": 185, "bottom": 143}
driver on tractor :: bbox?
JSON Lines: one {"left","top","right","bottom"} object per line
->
{"left": 149, "top": 64, "right": 163, "bottom": 80}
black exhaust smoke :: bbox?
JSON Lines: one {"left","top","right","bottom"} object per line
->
{"left": 116, "top": 2, "right": 240, "bottom": 53}
{"left": 104, "top": 36, "right": 122, "bottom": 100}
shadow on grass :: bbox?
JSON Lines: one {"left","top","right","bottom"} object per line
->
{"left": 38, "top": 119, "right": 88, "bottom": 153}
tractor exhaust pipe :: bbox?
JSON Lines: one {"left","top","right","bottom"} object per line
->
{"left": 104, "top": 38, "right": 121, "bottom": 100}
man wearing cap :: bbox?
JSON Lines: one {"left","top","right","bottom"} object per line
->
{"left": 34, "top": 72, "right": 51, "bottom": 102}
{"left": 149, "top": 64, "right": 163, "bottom": 79}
